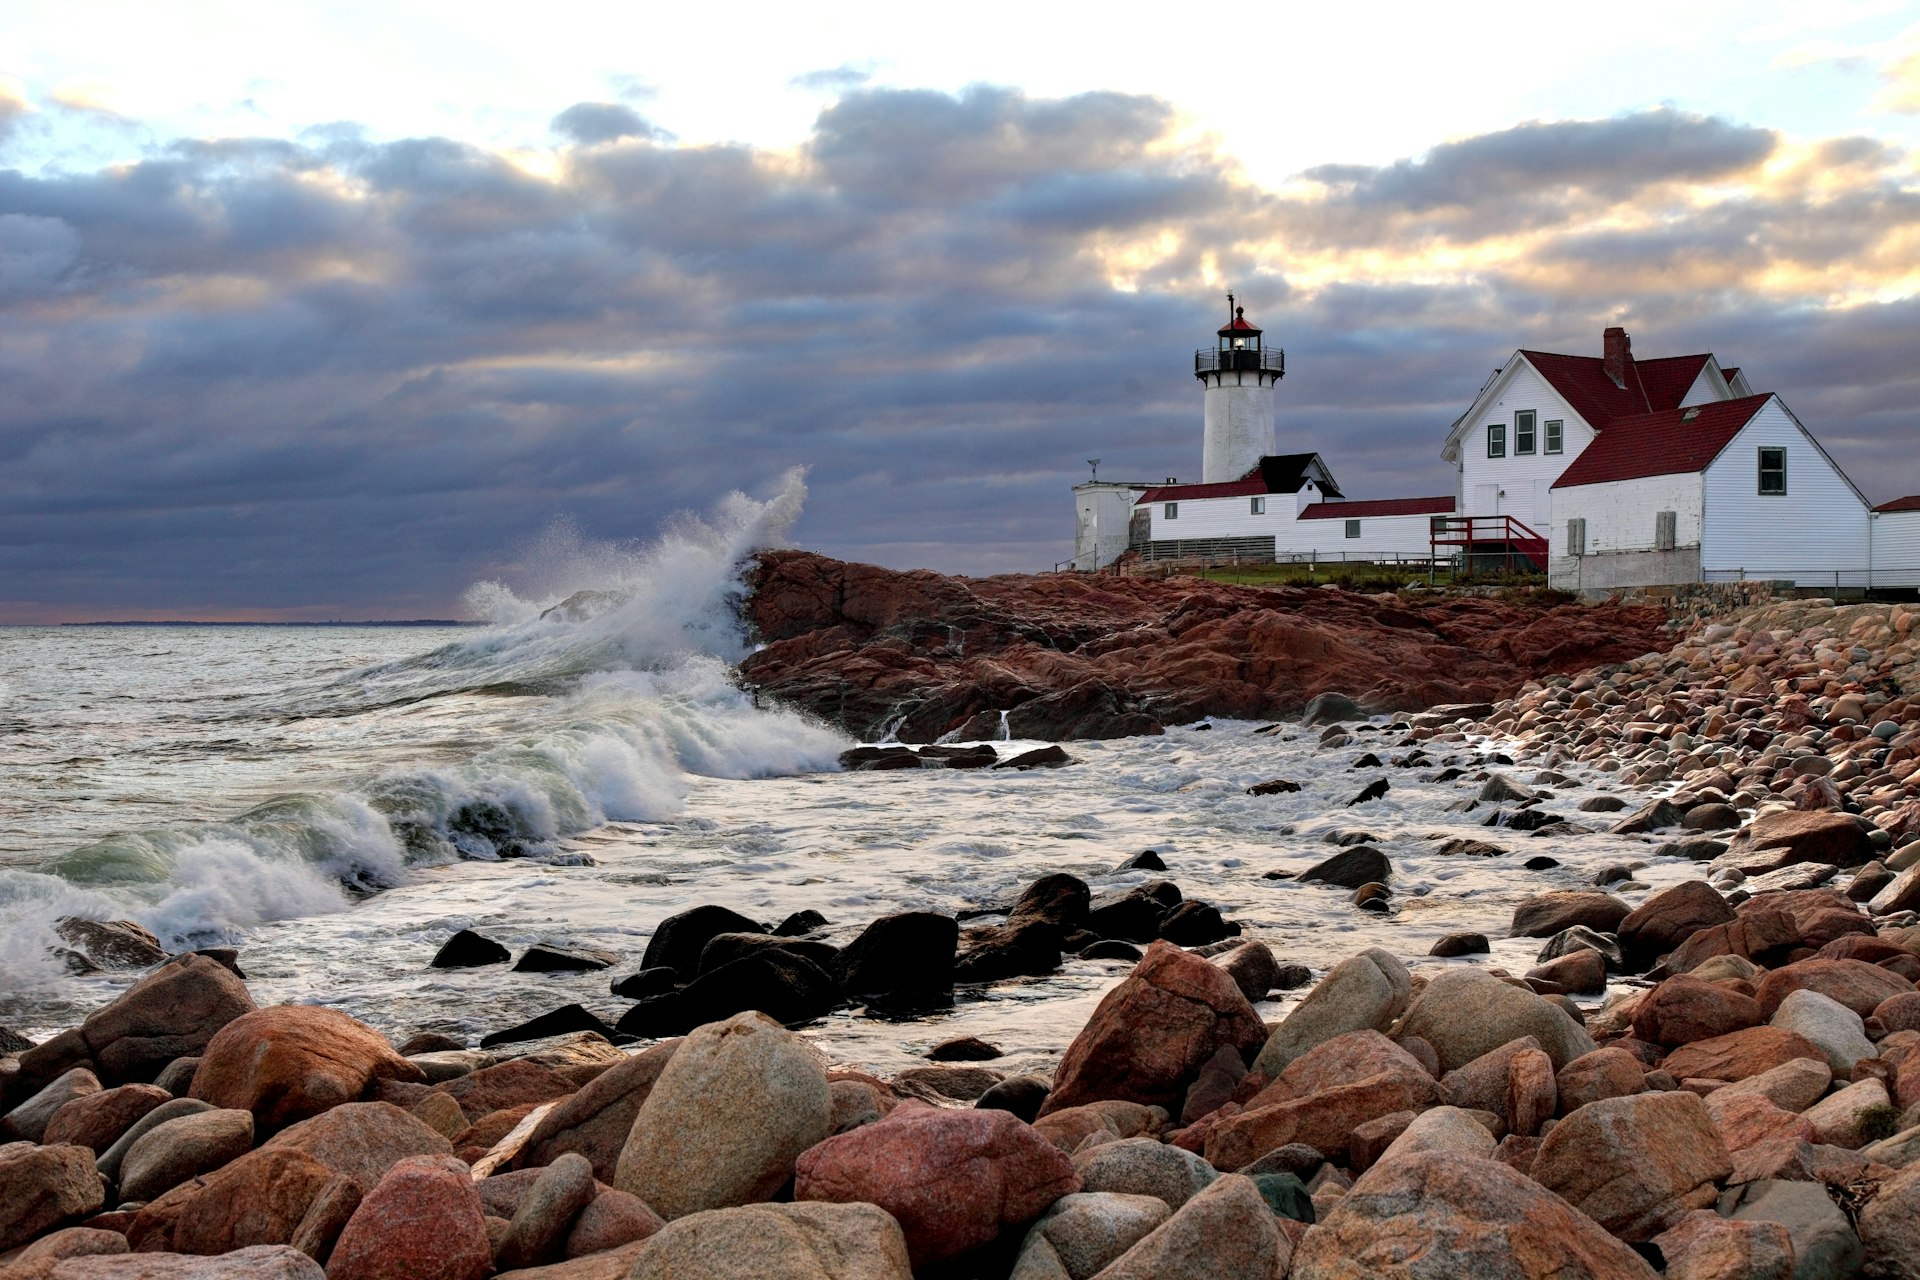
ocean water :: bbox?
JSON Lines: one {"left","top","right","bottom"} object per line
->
{"left": 1, "top": 474, "right": 1684, "bottom": 1075}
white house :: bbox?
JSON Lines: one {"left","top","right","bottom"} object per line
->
{"left": 1874, "top": 498, "right": 1920, "bottom": 589}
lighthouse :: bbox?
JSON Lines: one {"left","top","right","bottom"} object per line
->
{"left": 1195, "top": 295, "right": 1285, "bottom": 483}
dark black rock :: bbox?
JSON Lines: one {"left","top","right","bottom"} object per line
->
{"left": 1346, "top": 779, "right": 1390, "bottom": 807}
{"left": 1247, "top": 779, "right": 1302, "bottom": 796}
{"left": 1079, "top": 940, "right": 1144, "bottom": 962}
{"left": 954, "top": 919, "right": 1065, "bottom": 983}
{"left": 1237, "top": 1144, "right": 1325, "bottom": 1182}
{"left": 775, "top": 909, "right": 831, "bottom": 936}
{"left": 928, "top": 1036, "right": 1003, "bottom": 1062}
{"left": 840, "top": 745, "right": 922, "bottom": 771}
{"left": 1298, "top": 846, "right": 1392, "bottom": 889}
{"left": 1536, "top": 925, "right": 1626, "bottom": 972}
{"left": 513, "top": 944, "right": 618, "bottom": 973}
{"left": 610, "top": 966, "right": 679, "bottom": 1000}
{"left": 1429, "top": 932, "right": 1490, "bottom": 958}
{"left": 1302, "top": 692, "right": 1362, "bottom": 726}
{"left": 1494, "top": 808, "right": 1564, "bottom": 832}
{"left": 191, "top": 948, "right": 246, "bottom": 978}
{"left": 1432, "top": 838, "right": 1506, "bottom": 857}
{"left": 1351, "top": 883, "right": 1391, "bottom": 913}
{"left": 0, "top": 1027, "right": 37, "bottom": 1055}
{"left": 697, "top": 932, "right": 839, "bottom": 977}
{"left": 1325, "top": 830, "right": 1381, "bottom": 847}
{"left": 1190, "top": 722, "right": 1213, "bottom": 731}
{"left": 481, "top": 1003, "right": 618, "bottom": 1048}
{"left": 919, "top": 744, "right": 998, "bottom": 768}
{"left": 1524, "top": 855, "right": 1561, "bottom": 870}
{"left": 618, "top": 950, "right": 840, "bottom": 1037}
{"left": 1272, "top": 963, "right": 1313, "bottom": 990}
{"left": 397, "top": 1031, "right": 466, "bottom": 1056}
{"left": 833, "top": 911, "right": 959, "bottom": 1011}
{"left": 994, "top": 745, "right": 1074, "bottom": 770}
{"left": 430, "top": 929, "right": 511, "bottom": 969}
{"left": 1848, "top": 861, "right": 1895, "bottom": 903}
{"left": 1115, "top": 850, "right": 1166, "bottom": 872}
{"left": 640, "top": 904, "right": 767, "bottom": 979}
{"left": 1351, "top": 753, "right": 1382, "bottom": 769}
{"left": 974, "top": 1075, "right": 1050, "bottom": 1123}
{"left": 152, "top": 1056, "right": 200, "bottom": 1097}
{"left": 1653, "top": 838, "right": 1730, "bottom": 862}
{"left": 1158, "top": 901, "right": 1237, "bottom": 946}
{"left": 1008, "top": 873, "right": 1092, "bottom": 931}
{"left": 1087, "top": 881, "right": 1182, "bottom": 942}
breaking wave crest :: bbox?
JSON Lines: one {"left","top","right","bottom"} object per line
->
{"left": 1, "top": 469, "right": 846, "bottom": 993}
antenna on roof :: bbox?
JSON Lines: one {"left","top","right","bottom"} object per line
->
{"left": 1087, "top": 458, "right": 1101, "bottom": 481}
{"left": 1226, "top": 290, "right": 1235, "bottom": 324}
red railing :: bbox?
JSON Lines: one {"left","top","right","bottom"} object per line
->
{"left": 1430, "top": 514, "right": 1548, "bottom": 574}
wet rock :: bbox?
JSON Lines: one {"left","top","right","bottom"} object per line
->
{"left": 1085, "top": 882, "right": 1180, "bottom": 943}
{"left": 1246, "top": 779, "right": 1300, "bottom": 796}
{"left": 481, "top": 1006, "right": 618, "bottom": 1050}
{"left": 1114, "top": 850, "right": 1165, "bottom": 871}
{"left": 1290, "top": 1151, "right": 1658, "bottom": 1279}
{"left": 1252, "top": 948, "right": 1411, "bottom": 1077}
{"left": 1084, "top": 1173, "right": 1281, "bottom": 1280}
{"left": 1078, "top": 940, "right": 1142, "bottom": 963}
{"left": 955, "top": 920, "right": 1067, "bottom": 984}
{"left": 638, "top": 905, "right": 766, "bottom": 979}
{"left": 619, "top": 949, "right": 841, "bottom": 1036}
{"left": 0, "top": 1143, "right": 106, "bottom": 1252}
{"left": 1579, "top": 795, "right": 1629, "bottom": 812}
{"left": 832, "top": 912, "right": 958, "bottom": 1012}
{"left": 513, "top": 944, "right": 618, "bottom": 974}
{"left": 775, "top": 909, "right": 831, "bottom": 937}
{"left": 53, "top": 919, "right": 168, "bottom": 971}
{"left": 1428, "top": 932, "right": 1489, "bottom": 958}
{"left": 429, "top": 930, "right": 510, "bottom": 969}
{"left": 1618, "top": 881, "right": 1737, "bottom": 970}
{"left": 511, "top": 1039, "right": 680, "bottom": 1182}
{"left": 795, "top": 1101, "right": 1078, "bottom": 1268}
{"left": 1157, "top": 901, "right": 1236, "bottom": 946}
{"left": 119, "top": 1107, "right": 255, "bottom": 1203}
{"left": 1611, "top": 797, "right": 1686, "bottom": 835}
{"left": 1396, "top": 968, "right": 1595, "bottom": 1072}
{"left": 607, "top": 968, "right": 676, "bottom": 1001}
{"left": 1297, "top": 847, "right": 1392, "bottom": 890}
{"left": 189, "top": 1005, "right": 426, "bottom": 1133}
{"left": 997, "top": 745, "right": 1075, "bottom": 769}
{"left": 1532, "top": 1091, "right": 1731, "bottom": 1241}
{"left": 891, "top": 1066, "right": 1003, "bottom": 1104}
{"left": 1302, "top": 692, "right": 1362, "bottom": 726}
{"left": 1536, "top": 924, "right": 1625, "bottom": 970}
{"left": 927, "top": 1036, "right": 1002, "bottom": 1062}
{"left": 1213, "top": 942, "right": 1279, "bottom": 1004}
{"left": 1346, "top": 779, "right": 1389, "bottom": 806}
{"left": 326, "top": 1154, "right": 492, "bottom": 1280}
{"left": 615, "top": 1012, "right": 830, "bottom": 1220}
{"left": 623, "top": 1201, "right": 911, "bottom": 1280}
{"left": 1509, "top": 890, "right": 1631, "bottom": 938}
{"left": 977, "top": 1076, "right": 1052, "bottom": 1124}
{"left": 1041, "top": 940, "right": 1265, "bottom": 1116}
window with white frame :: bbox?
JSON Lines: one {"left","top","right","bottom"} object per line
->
{"left": 1344, "top": 519, "right": 1361, "bottom": 539}
{"left": 1545, "top": 419, "right": 1564, "bottom": 454}
{"left": 1164, "top": 502, "right": 1178, "bottom": 519}
{"left": 1515, "top": 410, "right": 1536, "bottom": 455}
{"left": 1250, "top": 496, "right": 1264, "bottom": 515}
{"left": 1487, "top": 423, "right": 1506, "bottom": 458}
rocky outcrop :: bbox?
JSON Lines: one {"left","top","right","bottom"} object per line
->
{"left": 736, "top": 551, "right": 1668, "bottom": 740}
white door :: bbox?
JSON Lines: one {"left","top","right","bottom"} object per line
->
{"left": 1531, "top": 480, "right": 1551, "bottom": 535}
{"left": 1474, "top": 483, "right": 1498, "bottom": 516}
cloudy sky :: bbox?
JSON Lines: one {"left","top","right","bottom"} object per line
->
{"left": 3, "top": 1, "right": 1918, "bottom": 620}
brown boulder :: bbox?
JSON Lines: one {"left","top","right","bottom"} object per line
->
{"left": 129, "top": 1146, "right": 341, "bottom": 1256}
{"left": 1702, "top": 1092, "right": 1814, "bottom": 1153}
{"left": 1631, "top": 975, "right": 1765, "bottom": 1047}
{"left": 1753, "top": 958, "right": 1914, "bottom": 1018}
{"left": 1716, "top": 810, "right": 1877, "bottom": 875}
{"left": 258, "top": 1101, "right": 454, "bottom": 1188}
{"left": 1289, "top": 1151, "right": 1658, "bottom": 1279}
{"left": 1039, "top": 941, "right": 1265, "bottom": 1117}
{"left": 191, "top": 1006, "right": 425, "bottom": 1134}
{"left": 53, "top": 919, "right": 168, "bottom": 970}
{"left": 326, "top": 1155, "right": 491, "bottom": 1280}
{"left": 1260, "top": 1030, "right": 1432, "bottom": 1103}
{"left": 1557, "top": 1048, "right": 1646, "bottom": 1114}
{"left": 1438, "top": 1038, "right": 1540, "bottom": 1119}
{"left": 43, "top": 1084, "right": 172, "bottom": 1154}
{"left": 1202, "top": 1070, "right": 1446, "bottom": 1169}
{"left": 26, "top": 954, "right": 256, "bottom": 1087}
{"left": 794, "top": 1101, "right": 1078, "bottom": 1267}
{"left": 1668, "top": 909, "right": 1803, "bottom": 974}
{"left": 40, "top": 1245, "right": 325, "bottom": 1279}
{"left": 430, "top": 1059, "right": 574, "bottom": 1123}
{"left": 1532, "top": 1091, "right": 1732, "bottom": 1241}
{"left": 3, "top": 1068, "right": 102, "bottom": 1143}
{"left": 1509, "top": 891, "right": 1631, "bottom": 939}
{"left": 119, "top": 1108, "right": 256, "bottom": 1203}
{"left": 1652, "top": 1210, "right": 1793, "bottom": 1280}
{"left": 0, "top": 1144, "right": 107, "bottom": 1252}
{"left": 508, "top": 1040, "right": 679, "bottom": 1182}
{"left": 1617, "top": 881, "right": 1736, "bottom": 968}
{"left": 1662, "top": 1026, "right": 1826, "bottom": 1083}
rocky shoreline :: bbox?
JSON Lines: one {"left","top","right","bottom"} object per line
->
{"left": 6, "top": 597, "right": 1920, "bottom": 1278}
{"left": 738, "top": 551, "right": 1670, "bottom": 741}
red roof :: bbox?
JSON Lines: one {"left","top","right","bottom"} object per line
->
{"left": 1137, "top": 477, "right": 1266, "bottom": 503}
{"left": 1875, "top": 495, "right": 1920, "bottom": 513}
{"left": 1721, "top": 367, "right": 1741, "bottom": 385}
{"left": 1298, "top": 496, "right": 1454, "bottom": 520}
{"left": 1218, "top": 316, "right": 1262, "bottom": 333}
{"left": 1633, "top": 355, "right": 1714, "bottom": 411}
{"left": 1551, "top": 394, "right": 1772, "bottom": 489}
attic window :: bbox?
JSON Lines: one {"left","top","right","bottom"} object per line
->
{"left": 1515, "top": 410, "right": 1536, "bottom": 455}
{"left": 1545, "top": 420, "right": 1564, "bottom": 454}
{"left": 1487, "top": 423, "right": 1506, "bottom": 459}
{"left": 1683, "top": 408, "right": 1702, "bottom": 422}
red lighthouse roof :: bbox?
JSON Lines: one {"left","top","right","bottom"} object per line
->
{"left": 1218, "top": 304, "right": 1261, "bottom": 335}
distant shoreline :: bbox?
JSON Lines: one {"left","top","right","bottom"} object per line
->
{"left": 46, "top": 619, "right": 483, "bottom": 628}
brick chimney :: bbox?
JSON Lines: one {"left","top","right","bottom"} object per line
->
{"left": 1603, "top": 326, "right": 1632, "bottom": 389}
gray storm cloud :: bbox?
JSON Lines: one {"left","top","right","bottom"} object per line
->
{"left": 0, "top": 89, "right": 1914, "bottom": 619}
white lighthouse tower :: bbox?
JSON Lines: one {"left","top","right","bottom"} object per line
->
{"left": 1196, "top": 295, "right": 1285, "bottom": 483}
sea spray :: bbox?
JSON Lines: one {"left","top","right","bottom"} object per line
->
{"left": 0, "top": 470, "right": 846, "bottom": 998}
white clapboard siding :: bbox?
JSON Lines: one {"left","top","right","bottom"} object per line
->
{"left": 1454, "top": 360, "right": 1597, "bottom": 531}
{"left": 1551, "top": 472, "right": 1703, "bottom": 559}
{"left": 1145, "top": 494, "right": 1286, "bottom": 541}
{"left": 1871, "top": 511, "right": 1920, "bottom": 588}
{"left": 1700, "top": 400, "right": 1871, "bottom": 585}
{"left": 1287, "top": 511, "right": 1445, "bottom": 560}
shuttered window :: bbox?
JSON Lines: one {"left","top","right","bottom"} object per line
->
{"left": 1566, "top": 518, "right": 1586, "bottom": 556}
{"left": 1655, "top": 511, "right": 1676, "bottom": 550}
